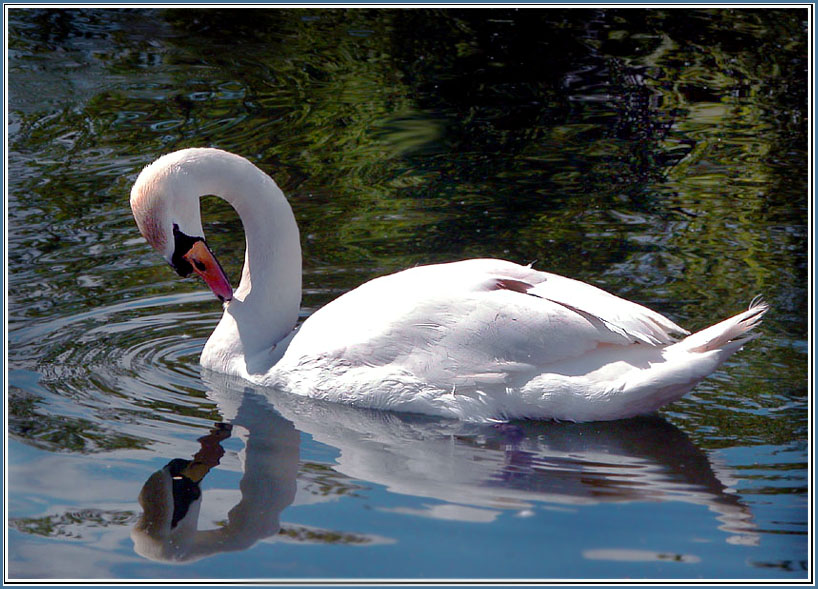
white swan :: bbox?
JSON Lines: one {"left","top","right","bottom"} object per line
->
{"left": 130, "top": 147, "right": 768, "bottom": 422}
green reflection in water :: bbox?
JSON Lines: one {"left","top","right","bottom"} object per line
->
{"left": 6, "top": 7, "right": 807, "bottom": 451}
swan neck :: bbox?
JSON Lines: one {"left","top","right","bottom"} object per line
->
{"left": 191, "top": 152, "right": 302, "bottom": 363}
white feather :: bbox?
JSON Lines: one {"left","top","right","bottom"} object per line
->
{"left": 130, "top": 148, "right": 768, "bottom": 423}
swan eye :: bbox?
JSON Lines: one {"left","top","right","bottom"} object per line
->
{"left": 170, "top": 224, "right": 201, "bottom": 277}
{"left": 175, "top": 230, "right": 234, "bottom": 303}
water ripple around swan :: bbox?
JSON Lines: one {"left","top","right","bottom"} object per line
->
{"left": 9, "top": 291, "right": 224, "bottom": 451}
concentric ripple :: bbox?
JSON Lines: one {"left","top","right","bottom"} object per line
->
{"left": 9, "top": 290, "right": 227, "bottom": 448}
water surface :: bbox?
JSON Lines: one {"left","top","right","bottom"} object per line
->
{"left": 6, "top": 7, "right": 809, "bottom": 581}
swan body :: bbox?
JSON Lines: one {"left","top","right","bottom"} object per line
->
{"left": 130, "top": 148, "right": 768, "bottom": 422}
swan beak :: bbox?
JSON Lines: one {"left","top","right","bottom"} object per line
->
{"left": 182, "top": 241, "right": 234, "bottom": 303}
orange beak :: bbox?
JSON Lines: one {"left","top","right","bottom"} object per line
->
{"left": 182, "top": 241, "right": 234, "bottom": 303}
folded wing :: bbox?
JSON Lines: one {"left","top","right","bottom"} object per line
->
{"left": 286, "top": 259, "right": 688, "bottom": 388}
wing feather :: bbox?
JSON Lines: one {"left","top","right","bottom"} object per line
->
{"left": 284, "top": 259, "right": 688, "bottom": 388}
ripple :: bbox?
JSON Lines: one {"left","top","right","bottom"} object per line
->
{"left": 9, "top": 291, "right": 225, "bottom": 446}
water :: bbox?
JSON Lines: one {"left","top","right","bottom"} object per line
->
{"left": 6, "top": 7, "right": 809, "bottom": 581}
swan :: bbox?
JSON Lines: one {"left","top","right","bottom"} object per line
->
{"left": 130, "top": 147, "right": 768, "bottom": 422}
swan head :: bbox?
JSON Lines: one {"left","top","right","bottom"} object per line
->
{"left": 130, "top": 149, "right": 234, "bottom": 303}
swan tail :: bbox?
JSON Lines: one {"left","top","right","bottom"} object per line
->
{"left": 591, "top": 298, "right": 769, "bottom": 421}
{"left": 673, "top": 297, "right": 769, "bottom": 354}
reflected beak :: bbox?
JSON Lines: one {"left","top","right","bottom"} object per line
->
{"left": 182, "top": 241, "right": 234, "bottom": 302}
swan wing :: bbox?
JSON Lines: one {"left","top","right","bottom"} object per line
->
{"left": 527, "top": 270, "right": 688, "bottom": 345}
{"left": 284, "top": 259, "right": 687, "bottom": 387}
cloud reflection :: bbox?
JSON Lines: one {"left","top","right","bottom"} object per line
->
{"left": 131, "top": 374, "right": 759, "bottom": 563}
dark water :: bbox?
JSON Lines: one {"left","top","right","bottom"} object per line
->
{"left": 6, "top": 7, "right": 809, "bottom": 581}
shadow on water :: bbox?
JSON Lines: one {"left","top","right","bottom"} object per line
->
{"left": 131, "top": 377, "right": 759, "bottom": 564}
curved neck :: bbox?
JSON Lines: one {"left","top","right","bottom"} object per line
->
{"left": 181, "top": 150, "right": 302, "bottom": 370}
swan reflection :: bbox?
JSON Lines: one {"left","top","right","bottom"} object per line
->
{"left": 131, "top": 391, "right": 299, "bottom": 563}
{"left": 132, "top": 375, "right": 758, "bottom": 563}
